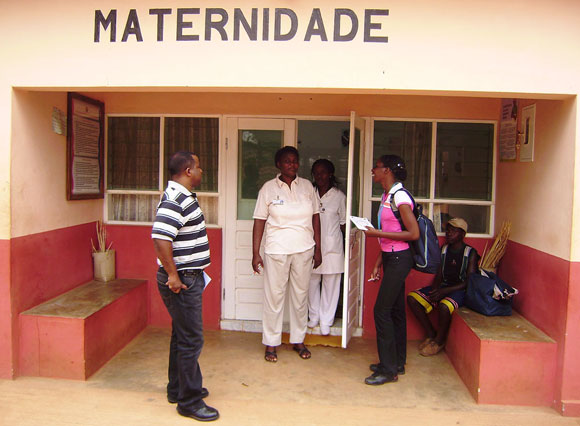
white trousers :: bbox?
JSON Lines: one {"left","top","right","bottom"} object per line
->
{"left": 308, "top": 273, "right": 341, "bottom": 327}
{"left": 262, "top": 248, "right": 314, "bottom": 346}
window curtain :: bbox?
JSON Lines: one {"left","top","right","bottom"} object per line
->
{"left": 400, "top": 122, "right": 431, "bottom": 198}
{"left": 107, "top": 117, "right": 160, "bottom": 190}
{"left": 372, "top": 121, "right": 431, "bottom": 198}
{"left": 164, "top": 117, "right": 219, "bottom": 192}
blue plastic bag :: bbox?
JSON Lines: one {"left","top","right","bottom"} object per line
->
{"left": 465, "top": 270, "right": 518, "bottom": 316}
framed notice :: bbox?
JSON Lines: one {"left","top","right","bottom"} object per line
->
{"left": 66, "top": 93, "right": 104, "bottom": 200}
{"left": 499, "top": 99, "right": 518, "bottom": 161}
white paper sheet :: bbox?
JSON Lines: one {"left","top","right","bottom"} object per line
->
{"left": 350, "top": 216, "right": 374, "bottom": 230}
{"left": 203, "top": 272, "right": 212, "bottom": 290}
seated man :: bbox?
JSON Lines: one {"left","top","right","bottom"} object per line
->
{"left": 407, "top": 218, "right": 479, "bottom": 356}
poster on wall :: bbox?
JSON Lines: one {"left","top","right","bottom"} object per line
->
{"left": 499, "top": 99, "right": 518, "bottom": 161}
{"left": 66, "top": 93, "right": 104, "bottom": 200}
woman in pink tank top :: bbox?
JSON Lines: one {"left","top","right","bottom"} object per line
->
{"left": 363, "top": 155, "right": 419, "bottom": 385}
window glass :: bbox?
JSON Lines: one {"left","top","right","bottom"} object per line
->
{"left": 107, "top": 117, "right": 160, "bottom": 190}
{"left": 297, "top": 120, "right": 349, "bottom": 194}
{"left": 164, "top": 117, "right": 219, "bottom": 192}
{"left": 435, "top": 123, "right": 494, "bottom": 200}
{"left": 237, "top": 130, "right": 282, "bottom": 220}
{"left": 433, "top": 204, "right": 490, "bottom": 234}
{"left": 373, "top": 121, "right": 432, "bottom": 198}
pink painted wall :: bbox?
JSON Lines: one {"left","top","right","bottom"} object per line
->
{"left": 500, "top": 242, "right": 580, "bottom": 414}
{"left": 107, "top": 225, "right": 222, "bottom": 330}
{"left": 0, "top": 239, "right": 12, "bottom": 378}
{"left": 500, "top": 242, "right": 569, "bottom": 342}
{"left": 494, "top": 97, "right": 579, "bottom": 415}
{"left": 11, "top": 223, "right": 95, "bottom": 314}
{"left": 561, "top": 262, "right": 580, "bottom": 416}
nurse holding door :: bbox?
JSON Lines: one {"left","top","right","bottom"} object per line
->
{"left": 307, "top": 159, "right": 346, "bottom": 336}
{"left": 252, "top": 146, "right": 322, "bottom": 362}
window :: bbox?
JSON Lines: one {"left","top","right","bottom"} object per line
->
{"left": 371, "top": 119, "right": 495, "bottom": 235}
{"left": 106, "top": 116, "right": 220, "bottom": 225}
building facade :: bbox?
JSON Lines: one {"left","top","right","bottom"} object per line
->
{"left": 1, "top": 0, "right": 579, "bottom": 415}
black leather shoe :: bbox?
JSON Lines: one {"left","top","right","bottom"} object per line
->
{"left": 365, "top": 371, "right": 398, "bottom": 385}
{"left": 168, "top": 387, "right": 209, "bottom": 404}
{"left": 177, "top": 404, "right": 219, "bottom": 421}
{"left": 369, "top": 364, "right": 405, "bottom": 375}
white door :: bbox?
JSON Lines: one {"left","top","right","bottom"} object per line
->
{"left": 341, "top": 112, "right": 365, "bottom": 348}
{"left": 223, "top": 118, "right": 296, "bottom": 321}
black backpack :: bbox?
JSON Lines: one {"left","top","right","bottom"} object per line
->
{"left": 441, "top": 243, "right": 473, "bottom": 282}
{"left": 388, "top": 188, "right": 441, "bottom": 274}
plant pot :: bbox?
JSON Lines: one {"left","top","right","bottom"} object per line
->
{"left": 93, "top": 250, "right": 116, "bottom": 282}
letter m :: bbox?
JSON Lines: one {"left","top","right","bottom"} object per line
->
{"left": 95, "top": 10, "right": 117, "bottom": 42}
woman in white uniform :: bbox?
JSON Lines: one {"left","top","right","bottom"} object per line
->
{"left": 252, "top": 146, "right": 322, "bottom": 362}
{"left": 307, "top": 159, "right": 346, "bottom": 335}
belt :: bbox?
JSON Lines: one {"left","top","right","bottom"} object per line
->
{"left": 180, "top": 269, "right": 203, "bottom": 277}
{"left": 159, "top": 267, "right": 203, "bottom": 277}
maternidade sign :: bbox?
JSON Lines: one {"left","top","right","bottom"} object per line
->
{"left": 94, "top": 8, "right": 389, "bottom": 43}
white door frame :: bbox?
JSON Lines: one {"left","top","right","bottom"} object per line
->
{"left": 221, "top": 115, "right": 367, "bottom": 346}
{"left": 222, "top": 117, "right": 296, "bottom": 321}
{"left": 341, "top": 112, "right": 366, "bottom": 348}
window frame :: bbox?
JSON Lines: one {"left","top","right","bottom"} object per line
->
{"left": 368, "top": 117, "right": 497, "bottom": 238}
{"left": 104, "top": 113, "right": 223, "bottom": 227}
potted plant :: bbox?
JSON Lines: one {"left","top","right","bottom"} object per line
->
{"left": 91, "top": 220, "right": 115, "bottom": 282}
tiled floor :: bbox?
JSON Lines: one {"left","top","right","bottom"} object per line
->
{"left": 1, "top": 328, "right": 578, "bottom": 426}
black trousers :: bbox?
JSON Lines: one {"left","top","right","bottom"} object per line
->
{"left": 374, "top": 249, "right": 413, "bottom": 376}
{"left": 157, "top": 268, "right": 205, "bottom": 410}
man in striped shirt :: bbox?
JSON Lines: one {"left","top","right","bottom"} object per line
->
{"left": 152, "top": 151, "right": 219, "bottom": 422}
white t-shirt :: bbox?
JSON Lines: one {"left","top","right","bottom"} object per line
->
{"left": 313, "top": 186, "right": 346, "bottom": 274}
{"left": 253, "top": 175, "right": 320, "bottom": 255}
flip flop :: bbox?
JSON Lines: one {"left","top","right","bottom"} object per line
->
{"left": 293, "top": 344, "right": 311, "bottom": 359}
{"left": 264, "top": 348, "right": 278, "bottom": 362}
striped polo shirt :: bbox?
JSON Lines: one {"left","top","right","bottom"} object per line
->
{"left": 152, "top": 181, "right": 210, "bottom": 270}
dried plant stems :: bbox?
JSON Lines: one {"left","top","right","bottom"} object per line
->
{"left": 91, "top": 220, "right": 112, "bottom": 253}
{"left": 480, "top": 221, "right": 511, "bottom": 271}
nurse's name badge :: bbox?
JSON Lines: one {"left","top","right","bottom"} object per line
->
{"left": 272, "top": 198, "right": 284, "bottom": 205}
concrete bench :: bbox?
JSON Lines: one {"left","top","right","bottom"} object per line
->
{"left": 19, "top": 279, "right": 147, "bottom": 380}
{"left": 446, "top": 307, "right": 557, "bottom": 407}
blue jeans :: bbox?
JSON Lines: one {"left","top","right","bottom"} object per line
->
{"left": 374, "top": 249, "right": 413, "bottom": 377}
{"left": 157, "top": 268, "right": 205, "bottom": 410}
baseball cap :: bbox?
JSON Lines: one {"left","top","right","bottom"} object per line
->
{"left": 447, "top": 217, "right": 468, "bottom": 233}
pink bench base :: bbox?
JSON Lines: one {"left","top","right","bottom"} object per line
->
{"left": 446, "top": 307, "right": 557, "bottom": 406}
{"left": 19, "top": 279, "right": 147, "bottom": 380}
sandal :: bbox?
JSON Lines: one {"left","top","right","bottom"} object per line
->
{"left": 418, "top": 337, "right": 433, "bottom": 351}
{"left": 419, "top": 340, "right": 444, "bottom": 357}
{"left": 264, "top": 346, "right": 278, "bottom": 362}
{"left": 293, "top": 344, "right": 311, "bottom": 360}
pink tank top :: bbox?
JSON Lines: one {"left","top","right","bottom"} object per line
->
{"left": 378, "top": 189, "right": 413, "bottom": 252}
